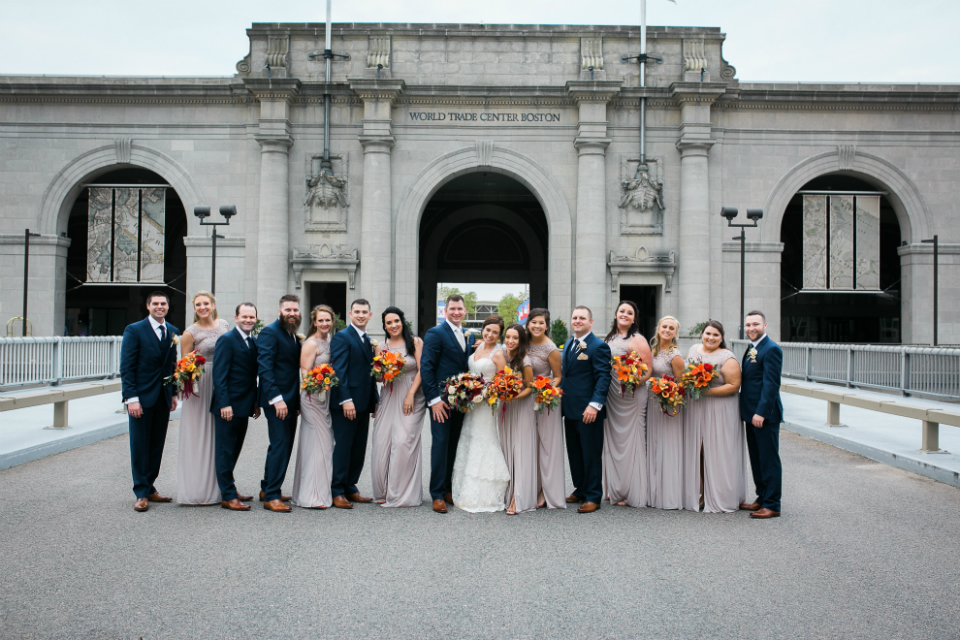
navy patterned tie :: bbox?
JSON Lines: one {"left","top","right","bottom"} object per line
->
{"left": 159, "top": 324, "right": 166, "bottom": 342}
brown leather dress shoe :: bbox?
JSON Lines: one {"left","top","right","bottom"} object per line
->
{"left": 432, "top": 499, "right": 448, "bottom": 513}
{"left": 259, "top": 490, "right": 292, "bottom": 502}
{"left": 134, "top": 498, "right": 149, "bottom": 512}
{"left": 750, "top": 508, "right": 781, "bottom": 519}
{"left": 333, "top": 495, "right": 353, "bottom": 509}
{"left": 347, "top": 493, "right": 373, "bottom": 503}
{"left": 577, "top": 502, "right": 600, "bottom": 514}
{"left": 566, "top": 494, "right": 584, "bottom": 504}
{"left": 739, "top": 502, "right": 761, "bottom": 512}
{"left": 262, "top": 499, "right": 292, "bottom": 512}
{"left": 221, "top": 499, "right": 251, "bottom": 511}
{"left": 147, "top": 492, "right": 172, "bottom": 503}
{"left": 237, "top": 493, "right": 253, "bottom": 502}
{"left": 443, "top": 492, "right": 454, "bottom": 505}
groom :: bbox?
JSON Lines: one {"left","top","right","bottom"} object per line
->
{"left": 420, "top": 294, "right": 474, "bottom": 514}
{"left": 561, "top": 306, "right": 612, "bottom": 514}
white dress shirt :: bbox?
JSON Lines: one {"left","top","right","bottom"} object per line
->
{"left": 125, "top": 315, "right": 168, "bottom": 405}
{"left": 750, "top": 334, "right": 768, "bottom": 349}
{"left": 236, "top": 325, "right": 253, "bottom": 347}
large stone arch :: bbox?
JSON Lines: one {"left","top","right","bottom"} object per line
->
{"left": 393, "top": 143, "right": 574, "bottom": 317}
{"left": 38, "top": 142, "right": 206, "bottom": 235}
{"left": 762, "top": 148, "right": 932, "bottom": 243}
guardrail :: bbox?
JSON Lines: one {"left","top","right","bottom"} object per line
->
{"left": 0, "top": 337, "right": 122, "bottom": 389}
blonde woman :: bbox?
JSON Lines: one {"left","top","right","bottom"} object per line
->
{"left": 646, "top": 316, "right": 686, "bottom": 510}
{"left": 177, "top": 291, "right": 229, "bottom": 505}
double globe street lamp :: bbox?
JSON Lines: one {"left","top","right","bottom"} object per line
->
{"left": 721, "top": 206, "right": 763, "bottom": 340}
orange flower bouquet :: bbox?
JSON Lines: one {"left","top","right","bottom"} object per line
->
{"left": 532, "top": 375, "right": 564, "bottom": 415}
{"left": 164, "top": 350, "right": 206, "bottom": 399}
{"left": 371, "top": 350, "right": 406, "bottom": 394}
{"left": 487, "top": 367, "right": 526, "bottom": 418}
{"left": 443, "top": 373, "right": 487, "bottom": 413}
{"left": 610, "top": 350, "right": 650, "bottom": 397}
{"left": 681, "top": 361, "right": 715, "bottom": 400}
{"left": 301, "top": 363, "right": 339, "bottom": 402}
{"left": 650, "top": 375, "right": 686, "bottom": 417}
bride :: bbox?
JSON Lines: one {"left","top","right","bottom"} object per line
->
{"left": 452, "top": 315, "right": 511, "bottom": 512}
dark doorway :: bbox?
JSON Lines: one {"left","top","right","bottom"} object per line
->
{"left": 618, "top": 285, "right": 658, "bottom": 340}
{"left": 417, "top": 173, "right": 548, "bottom": 334}
{"left": 65, "top": 168, "right": 187, "bottom": 335}
{"left": 308, "top": 281, "right": 347, "bottom": 329}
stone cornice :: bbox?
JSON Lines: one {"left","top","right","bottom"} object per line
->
{"left": 898, "top": 243, "right": 960, "bottom": 256}
{"left": 0, "top": 234, "right": 71, "bottom": 248}
{"left": 670, "top": 81, "right": 728, "bottom": 104}
{"left": 566, "top": 80, "right": 622, "bottom": 104}
{"left": 721, "top": 241, "right": 785, "bottom": 253}
{"left": 349, "top": 78, "right": 405, "bottom": 102}
{"left": 243, "top": 77, "right": 301, "bottom": 100}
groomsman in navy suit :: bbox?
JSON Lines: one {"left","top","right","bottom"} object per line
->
{"left": 257, "top": 294, "right": 303, "bottom": 513}
{"left": 420, "top": 295, "right": 473, "bottom": 514}
{"left": 120, "top": 291, "right": 179, "bottom": 512}
{"left": 739, "top": 310, "right": 785, "bottom": 519}
{"left": 210, "top": 302, "right": 261, "bottom": 511}
{"left": 560, "top": 306, "right": 612, "bottom": 513}
{"left": 329, "top": 298, "right": 379, "bottom": 509}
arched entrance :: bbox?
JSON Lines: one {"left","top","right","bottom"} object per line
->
{"left": 417, "top": 173, "right": 548, "bottom": 333}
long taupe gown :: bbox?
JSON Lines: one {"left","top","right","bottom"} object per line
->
{"left": 177, "top": 319, "right": 228, "bottom": 505}
{"left": 602, "top": 334, "right": 648, "bottom": 508}
{"left": 498, "top": 356, "right": 538, "bottom": 513}
{"left": 682, "top": 345, "right": 752, "bottom": 513}
{"left": 292, "top": 337, "right": 334, "bottom": 508}
{"left": 371, "top": 342, "right": 426, "bottom": 508}
{"left": 646, "top": 347, "right": 685, "bottom": 509}
{"left": 528, "top": 341, "right": 566, "bottom": 509}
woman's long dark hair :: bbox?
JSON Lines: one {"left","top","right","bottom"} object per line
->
{"left": 605, "top": 300, "right": 642, "bottom": 343}
{"left": 701, "top": 319, "right": 728, "bottom": 351}
{"left": 382, "top": 306, "right": 416, "bottom": 355}
{"left": 504, "top": 323, "right": 529, "bottom": 371}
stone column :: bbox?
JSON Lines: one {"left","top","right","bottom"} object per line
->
{"left": 567, "top": 81, "right": 621, "bottom": 331}
{"left": 351, "top": 79, "right": 404, "bottom": 335}
{"left": 671, "top": 83, "right": 725, "bottom": 328}
{"left": 0, "top": 234, "right": 70, "bottom": 336}
{"left": 245, "top": 78, "right": 299, "bottom": 311}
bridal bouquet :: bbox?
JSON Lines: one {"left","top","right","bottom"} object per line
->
{"left": 681, "top": 361, "right": 715, "bottom": 400}
{"left": 532, "top": 375, "right": 563, "bottom": 415}
{"left": 488, "top": 368, "right": 525, "bottom": 417}
{"left": 302, "top": 364, "right": 339, "bottom": 402}
{"left": 443, "top": 373, "right": 487, "bottom": 413}
{"left": 371, "top": 350, "right": 406, "bottom": 392}
{"left": 650, "top": 375, "right": 686, "bottom": 417}
{"left": 164, "top": 350, "right": 206, "bottom": 399}
{"left": 610, "top": 350, "right": 650, "bottom": 397}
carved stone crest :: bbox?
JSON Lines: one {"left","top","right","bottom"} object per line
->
{"left": 304, "top": 154, "right": 349, "bottom": 232}
{"left": 290, "top": 243, "right": 360, "bottom": 289}
{"left": 619, "top": 157, "right": 665, "bottom": 235}
{"left": 608, "top": 246, "right": 677, "bottom": 292}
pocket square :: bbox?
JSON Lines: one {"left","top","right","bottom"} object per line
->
{"left": 577, "top": 353, "right": 589, "bottom": 360}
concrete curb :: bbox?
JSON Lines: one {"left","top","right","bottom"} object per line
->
{"left": 783, "top": 421, "right": 960, "bottom": 489}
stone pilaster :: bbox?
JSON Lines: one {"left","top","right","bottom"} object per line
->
{"left": 567, "top": 81, "right": 621, "bottom": 331}
{"left": 245, "top": 78, "right": 299, "bottom": 312}
{"left": 351, "top": 79, "right": 404, "bottom": 336}
{"left": 671, "top": 82, "right": 726, "bottom": 328}
{"left": 0, "top": 234, "right": 70, "bottom": 336}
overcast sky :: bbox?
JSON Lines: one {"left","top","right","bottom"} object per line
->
{"left": 2, "top": 0, "right": 957, "bottom": 83}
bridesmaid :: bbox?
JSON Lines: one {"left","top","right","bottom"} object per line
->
{"left": 682, "top": 320, "right": 751, "bottom": 513}
{"left": 526, "top": 308, "right": 565, "bottom": 509}
{"left": 646, "top": 316, "right": 686, "bottom": 510}
{"left": 371, "top": 306, "right": 426, "bottom": 508}
{"left": 602, "top": 301, "right": 653, "bottom": 508}
{"left": 177, "top": 291, "right": 229, "bottom": 505}
{"left": 492, "top": 323, "right": 537, "bottom": 515}
{"left": 291, "top": 304, "right": 336, "bottom": 509}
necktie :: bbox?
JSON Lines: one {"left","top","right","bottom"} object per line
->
{"left": 245, "top": 337, "right": 252, "bottom": 349}
{"left": 159, "top": 324, "right": 166, "bottom": 342}
{"left": 454, "top": 327, "right": 465, "bottom": 351}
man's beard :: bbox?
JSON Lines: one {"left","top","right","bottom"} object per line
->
{"left": 282, "top": 315, "right": 301, "bottom": 334}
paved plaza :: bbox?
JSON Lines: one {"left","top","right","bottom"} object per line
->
{"left": 2, "top": 414, "right": 959, "bottom": 640}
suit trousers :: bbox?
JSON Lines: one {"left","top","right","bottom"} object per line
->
{"left": 564, "top": 418, "right": 604, "bottom": 504}
{"left": 129, "top": 403, "right": 170, "bottom": 499}
{"left": 214, "top": 415, "right": 249, "bottom": 502}
{"left": 745, "top": 421, "right": 782, "bottom": 512}
{"left": 429, "top": 409, "right": 464, "bottom": 500}
{"left": 330, "top": 409, "right": 371, "bottom": 498}
{"left": 261, "top": 406, "right": 298, "bottom": 501}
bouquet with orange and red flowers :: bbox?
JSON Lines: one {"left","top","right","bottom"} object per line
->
{"left": 681, "top": 361, "right": 715, "bottom": 400}
{"left": 487, "top": 367, "right": 526, "bottom": 417}
{"left": 371, "top": 350, "right": 406, "bottom": 388}
{"left": 610, "top": 350, "right": 650, "bottom": 397}
{"left": 650, "top": 375, "right": 686, "bottom": 417}
{"left": 443, "top": 373, "right": 488, "bottom": 413}
{"left": 301, "top": 363, "right": 339, "bottom": 402}
{"left": 532, "top": 375, "right": 564, "bottom": 415}
{"left": 164, "top": 350, "right": 206, "bottom": 399}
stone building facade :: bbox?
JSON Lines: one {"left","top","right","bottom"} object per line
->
{"left": 1, "top": 23, "right": 957, "bottom": 342}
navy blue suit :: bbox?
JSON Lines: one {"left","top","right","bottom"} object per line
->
{"left": 120, "top": 317, "right": 179, "bottom": 499}
{"left": 739, "top": 335, "right": 784, "bottom": 512}
{"left": 210, "top": 327, "right": 259, "bottom": 501}
{"left": 420, "top": 322, "right": 474, "bottom": 500}
{"left": 256, "top": 319, "right": 302, "bottom": 501}
{"left": 560, "top": 332, "right": 612, "bottom": 505}
{"left": 329, "top": 325, "right": 379, "bottom": 498}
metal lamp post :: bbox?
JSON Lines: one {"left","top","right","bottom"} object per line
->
{"left": 19, "top": 229, "right": 41, "bottom": 336}
{"left": 721, "top": 207, "right": 763, "bottom": 339}
{"left": 921, "top": 235, "right": 939, "bottom": 346}
{"left": 193, "top": 205, "right": 236, "bottom": 295}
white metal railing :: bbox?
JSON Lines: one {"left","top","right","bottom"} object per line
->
{"left": 0, "top": 337, "right": 122, "bottom": 389}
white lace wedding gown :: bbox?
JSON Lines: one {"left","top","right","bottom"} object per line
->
{"left": 451, "top": 351, "right": 511, "bottom": 512}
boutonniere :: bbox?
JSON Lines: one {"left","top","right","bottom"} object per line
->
{"left": 369, "top": 339, "right": 379, "bottom": 350}
{"left": 296, "top": 333, "right": 306, "bottom": 342}
{"left": 747, "top": 347, "right": 758, "bottom": 363}
{"left": 171, "top": 334, "right": 180, "bottom": 346}
{"left": 578, "top": 339, "right": 588, "bottom": 352}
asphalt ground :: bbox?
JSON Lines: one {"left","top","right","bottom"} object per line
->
{"left": 1, "top": 416, "right": 959, "bottom": 640}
